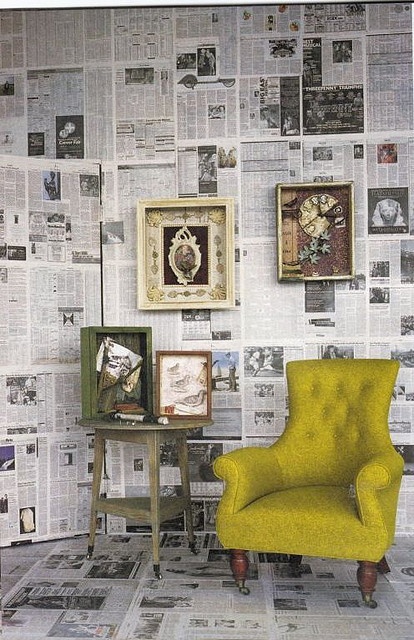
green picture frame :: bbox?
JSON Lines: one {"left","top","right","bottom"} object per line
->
{"left": 80, "top": 326, "right": 153, "bottom": 418}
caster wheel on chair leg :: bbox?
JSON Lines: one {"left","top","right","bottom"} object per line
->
{"left": 236, "top": 581, "right": 250, "bottom": 595}
{"left": 363, "top": 595, "right": 377, "bottom": 609}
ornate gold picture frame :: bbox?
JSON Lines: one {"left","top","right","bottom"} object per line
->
{"left": 137, "top": 197, "right": 235, "bottom": 309}
{"left": 276, "top": 181, "right": 355, "bottom": 282}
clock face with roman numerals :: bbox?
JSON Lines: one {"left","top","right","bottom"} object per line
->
{"left": 298, "top": 193, "right": 342, "bottom": 238}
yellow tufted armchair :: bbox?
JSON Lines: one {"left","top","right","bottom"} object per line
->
{"left": 213, "top": 359, "right": 403, "bottom": 608}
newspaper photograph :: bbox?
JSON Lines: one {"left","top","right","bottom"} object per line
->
{"left": 367, "top": 187, "right": 409, "bottom": 238}
{"left": 27, "top": 69, "right": 85, "bottom": 159}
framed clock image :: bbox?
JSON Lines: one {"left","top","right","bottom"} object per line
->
{"left": 137, "top": 197, "right": 235, "bottom": 310}
{"left": 276, "top": 181, "right": 355, "bottom": 282}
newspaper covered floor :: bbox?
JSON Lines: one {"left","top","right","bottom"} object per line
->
{"left": 1, "top": 533, "right": 414, "bottom": 639}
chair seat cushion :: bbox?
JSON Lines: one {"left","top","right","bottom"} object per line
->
{"left": 217, "top": 485, "right": 388, "bottom": 562}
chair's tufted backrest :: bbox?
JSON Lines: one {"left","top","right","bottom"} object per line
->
{"left": 275, "top": 358, "right": 399, "bottom": 486}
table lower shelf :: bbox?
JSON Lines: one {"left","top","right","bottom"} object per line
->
{"left": 94, "top": 496, "right": 190, "bottom": 524}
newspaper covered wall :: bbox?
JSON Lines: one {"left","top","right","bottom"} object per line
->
{"left": 0, "top": 3, "right": 414, "bottom": 548}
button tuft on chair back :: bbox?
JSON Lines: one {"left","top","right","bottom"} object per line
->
{"left": 275, "top": 359, "right": 400, "bottom": 487}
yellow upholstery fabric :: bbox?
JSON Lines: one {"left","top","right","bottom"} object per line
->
{"left": 214, "top": 359, "right": 403, "bottom": 564}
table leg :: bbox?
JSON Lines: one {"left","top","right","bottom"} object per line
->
{"left": 147, "top": 431, "right": 162, "bottom": 578}
{"left": 177, "top": 432, "right": 197, "bottom": 554}
{"left": 87, "top": 432, "right": 105, "bottom": 559}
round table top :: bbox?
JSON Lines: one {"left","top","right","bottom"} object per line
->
{"left": 79, "top": 417, "right": 213, "bottom": 432}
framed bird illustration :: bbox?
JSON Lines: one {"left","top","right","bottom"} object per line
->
{"left": 155, "top": 351, "right": 212, "bottom": 420}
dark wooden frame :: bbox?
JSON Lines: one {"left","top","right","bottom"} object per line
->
{"left": 276, "top": 181, "right": 355, "bottom": 282}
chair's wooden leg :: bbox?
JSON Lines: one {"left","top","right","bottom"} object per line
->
{"left": 377, "top": 555, "right": 390, "bottom": 574}
{"left": 357, "top": 561, "right": 378, "bottom": 608}
{"left": 230, "top": 549, "right": 250, "bottom": 595}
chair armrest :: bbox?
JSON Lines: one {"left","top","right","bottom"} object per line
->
{"left": 213, "top": 446, "right": 284, "bottom": 514}
{"left": 355, "top": 450, "right": 404, "bottom": 529}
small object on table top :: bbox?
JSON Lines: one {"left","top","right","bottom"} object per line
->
{"left": 113, "top": 412, "right": 169, "bottom": 425}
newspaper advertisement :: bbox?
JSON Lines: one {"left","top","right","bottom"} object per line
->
{"left": 367, "top": 187, "right": 409, "bottom": 236}
{"left": 301, "top": 28, "right": 365, "bottom": 136}
{"left": 182, "top": 310, "right": 211, "bottom": 341}
{"left": 305, "top": 276, "right": 368, "bottom": 340}
{"left": 303, "top": 84, "right": 364, "bottom": 136}
{"left": 27, "top": 69, "right": 85, "bottom": 160}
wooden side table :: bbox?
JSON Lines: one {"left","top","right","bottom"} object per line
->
{"left": 79, "top": 418, "right": 212, "bottom": 578}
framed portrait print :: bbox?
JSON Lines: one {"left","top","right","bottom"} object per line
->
{"left": 156, "top": 351, "right": 212, "bottom": 420}
{"left": 137, "top": 197, "right": 235, "bottom": 310}
{"left": 276, "top": 181, "right": 355, "bottom": 282}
